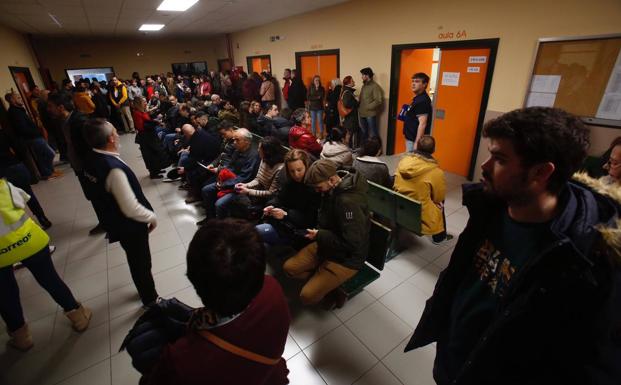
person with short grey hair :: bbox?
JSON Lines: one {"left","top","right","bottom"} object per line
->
{"left": 82, "top": 119, "right": 160, "bottom": 307}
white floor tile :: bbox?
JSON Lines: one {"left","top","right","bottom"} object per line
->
{"left": 109, "top": 311, "right": 142, "bottom": 354}
{"left": 380, "top": 282, "right": 430, "bottom": 329}
{"left": 365, "top": 266, "right": 406, "bottom": 299}
{"left": 64, "top": 251, "right": 108, "bottom": 281}
{"left": 383, "top": 339, "right": 436, "bottom": 385}
{"left": 52, "top": 293, "right": 110, "bottom": 343}
{"left": 66, "top": 269, "right": 109, "bottom": 302}
{"left": 289, "top": 306, "right": 341, "bottom": 350}
{"left": 108, "top": 283, "right": 143, "bottom": 319}
{"left": 111, "top": 352, "right": 141, "bottom": 385}
{"left": 153, "top": 264, "right": 192, "bottom": 297}
{"left": 407, "top": 263, "right": 442, "bottom": 296}
{"left": 284, "top": 333, "right": 301, "bottom": 360}
{"left": 56, "top": 359, "right": 111, "bottom": 385}
{"left": 287, "top": 351, "right": 327, "bottom": 385}
{"left": 66, "top": 236, "right": 108, "bottom": 264}
{"left": 332, "top": 290, "right": 375, "bottom": 323}
{"left": 108, "top": 263, "right": 134, "bottom": 292}
{"left": 385, "top": 249, "right": 430, "bottom": 280}
{"left": 151, "top": 244, "right": 186, "bottom": 274}
{"left": 353, "top": 362, "right": 403, "bottom": 385}
{"left": 304, "top": 325, "right": 377, "bottom": 385}
{"left": 20, "top": 289, "right": 59, "bottom": 322}
{"left": 345, "top": 302, "right": 412, "bottom": 359}
{"left": 148, "top": 229, "right": 182, "bottom": 253}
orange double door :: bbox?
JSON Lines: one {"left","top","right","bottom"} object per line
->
{"left": 299, "top": 54, "right": 338, "bottom": 91}
{"left": 248, "top": 56, "right": 271, "bottom": 74}
{"left": 393, "top": 46, "right": 492, "bottom": 177}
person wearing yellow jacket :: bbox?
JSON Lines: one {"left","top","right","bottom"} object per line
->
{"left": 0, "top": 178, "right": 92, "bottom": 351}
{"left": 73, "top": 80, "right": 96, "bottom": 115}
{"left": 393, "top": 135, "right": 450, "bottom": 243}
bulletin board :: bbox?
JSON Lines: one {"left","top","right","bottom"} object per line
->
{"left": 525, "top": 34, "right": 621, "bottom": 128}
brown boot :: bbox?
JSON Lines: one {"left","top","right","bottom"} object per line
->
{"left": 8, "top": 324, "right": 34, "bottom": 351}
{"left": 65, "top": 304, "right": 92, "bottom": 332}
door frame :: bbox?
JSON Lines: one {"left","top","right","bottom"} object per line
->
{"left": 294, "top": 49, "right": 340, "bottom": 79}
{"left": 9, "top": 66, "right": 37, "bottom": 118}
{"left": 246, "top": 54, "right": 272, "bottom": 74}
{"left": 387, "top": 38, "right": 499, "bottom": 180}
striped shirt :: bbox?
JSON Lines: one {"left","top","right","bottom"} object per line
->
{"left": 246, "top": 161, "right": 284, "bottom": 198}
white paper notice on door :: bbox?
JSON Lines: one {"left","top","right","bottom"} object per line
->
{"left": 469, "top": 56, "right": 487, "bottom": 64}
{"left": 530, "top": 75, "right": 561, "bottom": 93}
{"left": 441, "top": 72, "right": 460, "bottom": 87}
{"left": 526, "top": 92, "right": 556, "bottom": 108}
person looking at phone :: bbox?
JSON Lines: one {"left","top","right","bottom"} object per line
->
{"left": 283, "top": 159, "right": 370, "bottom": 309}
{"left": 256, "top": 149, "right": 320, "bottom": 249}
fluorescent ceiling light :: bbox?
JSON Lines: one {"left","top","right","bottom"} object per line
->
{"left": 157, "top": 0, "right": 199, "bottom": 12}
{"left": 139, "top": 24, "right": 165, "bottom": 31}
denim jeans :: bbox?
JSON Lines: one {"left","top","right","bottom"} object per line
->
{"left": 29, "top": 137, "right": 55, "bottom": 177}
{"left": 405, "top": 139, "right": 415, "bottom": 153}
{"left": 255, "top": 223, "right": 287, "bottom": 245}
{"left": 0, "top": 245, "right": 79, "bottom": 332}
{"left": 163, "top": 133, "right": 179, "bottom": 153}
{"left": 201, "top": 182, "right": 236, "bottom": 219}
{"left": 359, "top": 116, "right": 379, "bottom": 141}
{"left": 310, "top": 110, "right": 324, "bottom": 137}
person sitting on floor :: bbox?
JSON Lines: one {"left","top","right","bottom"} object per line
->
{"left": 178, "top": 123, "right": 221, "bottom": 204}
{"left": 393, "top": 135, "right": 449, "bottom": 243}
{"left": 140, "top": 219, "right": 291, "bottom": 385}
{"left": 283, "top": 159, "right": 369, "bottom": 309}
{"left": 320, "top": 128, "right": 353, "bottom": 168}
{"left": 198, "top": 128, "right": 259, "bottom": 223}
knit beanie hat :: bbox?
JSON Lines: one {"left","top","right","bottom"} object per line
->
{"left": 304, "top": 159, "right": 337, "bottom": 185}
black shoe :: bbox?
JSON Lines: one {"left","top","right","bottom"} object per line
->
{"left": 149, "top": 173, "right": 164, "bottom": 179}
{"left": 89, "top": 224, "right": 105, "bottom": 236}
{"left": 38, "top": 216, "right": 52, "bottom": 230}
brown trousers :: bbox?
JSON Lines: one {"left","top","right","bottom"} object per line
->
{"left": 283, "top": 242, "right": 357, "bottom": 305}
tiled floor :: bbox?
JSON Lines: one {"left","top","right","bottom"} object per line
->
{"left": 0, "top": 135, "right": 469, "bottom": 385}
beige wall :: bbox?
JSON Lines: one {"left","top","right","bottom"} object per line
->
{"left": 230, "top": 0, "right": 621, "bottom": 178}
{"left": 0, "top": 24, "right": 43, "bottom": 105}
{"left": 32, "top": 35, "right": 229, "bottom": 83}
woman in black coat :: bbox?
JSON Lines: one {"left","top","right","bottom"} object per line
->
{"left": 90, "top": 84, "right": 110, "bottom": 119}
{"left": 256, "top": 148, "right": 320, "bottom": 250}
{"left": 326, "top": 79, "right": 342, "bottom": 135}
{"left": 341, "top": 76, "right": 360, "bottom": 149}
{"left": 287, "top": 70, "right": 307, "bottom": 111}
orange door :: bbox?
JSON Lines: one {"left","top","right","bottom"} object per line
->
{"left": 260, "top": 58, "right": 271, "bottom": 72}
{"left": 433, "top": 48, "right": 490, "bottom": 176}
{"left": 393, "top": 48, "right": 435, "bottom": 153}
{"left": 251, "top": 58, "right": 262, "bottom": 73}
{"left": 300, "top": 54, "right": 338, "bottom": 92}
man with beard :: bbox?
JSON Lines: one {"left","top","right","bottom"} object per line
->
{"left": 405, "top": 107, "right": 621, "bottom": 385}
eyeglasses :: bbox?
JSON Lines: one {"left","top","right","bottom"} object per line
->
{"left": 605, "top": 157, "right": 621, "bottom": 168}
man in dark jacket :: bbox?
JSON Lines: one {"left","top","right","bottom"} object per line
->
{"left": 257, "top": 104, "right": 291, "bottom": 141}
{"left": 406, "top": 107, "right": 621, "bottom": 385}
{"left": 198, "top": 128, "right": 259, "bottom": 223}
{"left": 47, "top": 92, "right": 105, "bottom": 235}
{"left": 284, "top": 159, "right": 370, "bottom": 309}
{"left": 178, "top": 123, "right": 221, "bottom": 202}
{"left": 287, "top": 70, "right": 307, "bottom": 111}
{"left": 5, "top": 92, "right": 59, "bottom": 179}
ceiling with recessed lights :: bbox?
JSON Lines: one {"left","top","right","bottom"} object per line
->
{"left": 0, "top": 0, "right": 349, "bottom": 37}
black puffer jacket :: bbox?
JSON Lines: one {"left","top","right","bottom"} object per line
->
{"left": 406, "top": 177, "right": 621, "bottom": 385}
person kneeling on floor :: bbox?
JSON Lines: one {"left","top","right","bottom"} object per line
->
{"left": 283, "top": 159, "right": 370, "bottom": 309}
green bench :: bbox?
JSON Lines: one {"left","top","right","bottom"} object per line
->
{"left": 366, "top": 180, "right": 422, "bottom": 260}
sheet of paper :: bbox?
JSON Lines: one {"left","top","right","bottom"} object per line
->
{"left": 596, "top": 49, "right": 621, "bottom": 120}
{"left": 441, "top": 72, "right": 460, "bottom": 87}
{"left": 530, "top": 75, "right": 561, "bottom": 93}
{"left": 469, "top": 56, "right": 487, "bottom": 64}
{"left": 467, "top": 66, "right": 480, "bottom": 73}
{"left": 526, "top": 92, "right": 556, "bottom": 108}
{"left": 596, "top": 93, "right": 621, "bottom": 120}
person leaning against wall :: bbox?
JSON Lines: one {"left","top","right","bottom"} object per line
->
{"left": 358, "top": 67, "right": 384, "bottom": 142}
{"left": 402, "top": 72, "right": 433, "bottom": 152}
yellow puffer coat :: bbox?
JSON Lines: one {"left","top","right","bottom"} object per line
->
{"left": 393, "top": 153, "right": 446, "bottom": 235}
